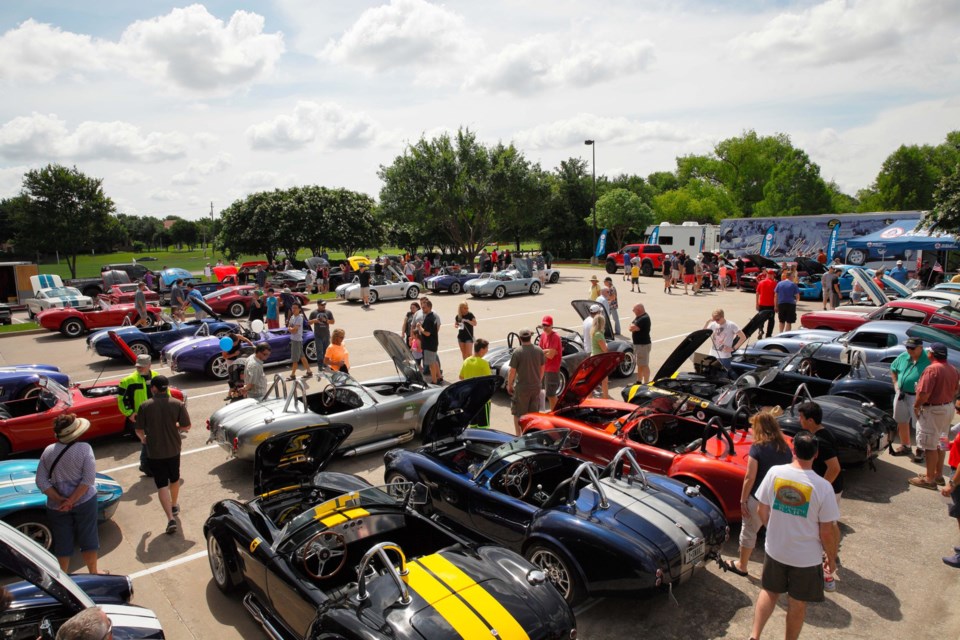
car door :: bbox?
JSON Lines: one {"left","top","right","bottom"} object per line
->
{"left": 265, "top": 330, "right": 293, "bottom": 362}
{"left": 468, "top": 461, "right": 538, "bottom": 547}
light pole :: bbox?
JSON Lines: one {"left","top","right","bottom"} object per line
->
{"left": 584, "top": 139, "right": 597, "bottom": 265}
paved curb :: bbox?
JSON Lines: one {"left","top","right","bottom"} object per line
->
{"left": 0, "top": 328, "right": 47, "bottom": 339}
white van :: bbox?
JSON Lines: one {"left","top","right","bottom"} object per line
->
{"left": 645, "top": 222, "right": 720, "bottom": 255}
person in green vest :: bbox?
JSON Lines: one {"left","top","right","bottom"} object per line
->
{"left": 118, "top": 354, "right": 162, "bottom": 477}
{"left": 459, "top": 339, "right": 491, "bottom": 428}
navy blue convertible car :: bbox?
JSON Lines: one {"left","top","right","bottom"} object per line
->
{"left": 384, "top": 378, "right": 728, "bottom": 605}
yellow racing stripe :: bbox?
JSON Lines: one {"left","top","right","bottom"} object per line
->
{"left": 405, "top": 562, "right": 492, "bottom": 639}
{"left": 319, "top": 507, "right": 369, "bottom": 528}
{"left": 418, "top": 555, "right": 530, "bottom": 640}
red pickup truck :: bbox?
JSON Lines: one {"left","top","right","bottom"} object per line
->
{"left": 605, "top": 244, "right": 666, "bottom": 277}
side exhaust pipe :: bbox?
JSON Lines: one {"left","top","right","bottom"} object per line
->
{"left": 243, "top": 593, "right": 285, "bottom": 640}
{"left": 341, "top": 430, "right": 416, "bottom": 458}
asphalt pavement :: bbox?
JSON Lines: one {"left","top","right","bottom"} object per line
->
{"left": 1, "top": 271, "right": 958, "bottom": 639}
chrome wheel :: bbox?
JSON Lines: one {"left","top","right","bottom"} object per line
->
{"left": 129, "top": 342, "right": 151, "bottom": 357}
{"left": 208, "top": 535, "right": 228, "bottom": 588}
{"left": 10, "top": 515, "right": 53, "bottom": 550}
{"left": 530, "top": 281, "right": 541, "bottom": 294}
{"left": 61, "top": 319, "right": 84, "bottom": 338}
{"left": 528, "top": 546, "right": 574, "bottom": 602}
{"left": 385, "top": 473, "right": 412, "bottom": 500}
{"left": 209, "top": 356, "right": 230, "bottom": 380}
{"left": 449, "top": 282, "right": 461, "bottom": 294}
{"left": 305, "top": 340, "right": 318, "bottom": 362}
{"left": 228, "top": 302, "right": 245, "bottom": 318}
{"left": 494, "top": 286, "right": 506, "bottom": 299}
{"left": 618, "top": 350, "right": 637, "bottom": 377}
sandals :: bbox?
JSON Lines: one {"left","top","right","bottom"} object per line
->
{"left": 303, "top": 371, "right": 313, "bottom": 379}
{"left": 286, "top": 375, "right": 297, "bottom": 381}
{"left": 718, "top": 558, "right": 748, "bottom": 577}
{"left": 908, "top": 475, "right": 938, "bottom": 490}
{"left": 890, "top": 446, "right": 912, "bottom": 457}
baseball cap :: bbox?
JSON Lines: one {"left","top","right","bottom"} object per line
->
{"left": 150, "top": 375, "right": 169, "bottom": 391}
{"left": 317, "top": 299, "right": 326, "bottom": 305}
{"left": 518, "top": 328, "right": 533, "bottom": 339}
{"left": 136, "top": 354, "right": 152, "bottom": 367}
{"left": 904, "top": 337, "right": 923, "bottom": 349}
{"left": 930, "top": 342, "right": 948, "bottom": 359}
{"left": 896, "top": 260, "right": 903, "bottom": 265}
{"left": 589, "top": 304, "right": 602, "bottom": 314}
{"left": 540, "top": 315, "right": 553, "bottom": 327}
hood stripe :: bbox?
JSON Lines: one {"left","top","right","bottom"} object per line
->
{"left": 405, "top": 561, "right": 502, "bottom": 640}
{"left": 602, "top": 481, "right": 703, "bottom": 554}
{"left": 418, "top": 554, "right": 529, "bottom": 640}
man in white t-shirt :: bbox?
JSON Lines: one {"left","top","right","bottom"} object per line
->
{"left": 704, "top": 309, "right": 746, "bottom": 377}
{"left": 750, "top": 431, "right": 840, "bottom": 640}
{"left": 583, "top": 304, "right": 602, "bottom": 352}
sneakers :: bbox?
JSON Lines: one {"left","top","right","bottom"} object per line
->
{"left": 824, "top": 575, "right": 837, "bottom": 592}
{"left": 942, "top": 553, "right": 960, "bottom": 568}
{"left": 166, "top": 519, "right": 177, "bottom": 535}
{"left": 172, "top": 505, "right": 180, "bottom": 516}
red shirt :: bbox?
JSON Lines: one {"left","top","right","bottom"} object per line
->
{"left": 540, "top": 330, "right": 562, "bottom": 372}
{"left": 916, "top": 360, "right": 960, "bottom": 405}
{"left": 756, "top": 278, "right": 776, "bottom": 307}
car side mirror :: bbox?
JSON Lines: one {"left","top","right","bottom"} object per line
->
{"left": 410, "top": 483, "right": 429, "bottom": 505}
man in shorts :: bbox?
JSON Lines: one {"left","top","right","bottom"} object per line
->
{"left": 134, "top": 281, "right": 150, "bottom": 327}
{"left": 910, "top": 342, "right": 960, "bottom": 489}
{"left": 682, "top": 253, "right": 696, "bottom": 295}
{"left": 135, "top": 376, "right": 191, "bottom": 535}
{"left": 506, "top": 329, "right": 545, "bottom": 435}
{"left": 539, "top": 316, "right": 563, "bottom": 410}
{"left": 750, "top": 431, "right": 840, "bottom": 640}
{"left": 459, "top": 339, "right": 492, "bottom": 427}
{"left": 417, "top": 298, "right": 441, "bottom": 384}
{"left": 358, "top": 263, "right": 372, "bottom": 309}
{"left": 774, "top": 271, "right": 801, "bottom": 333}
{"left": 629, "top": 303, "right": 652, "bottom": 384}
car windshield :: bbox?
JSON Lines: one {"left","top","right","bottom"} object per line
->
{"left": 279, "top": 484, "right": 405, "bottom": 542}
{"left": 475, "top": 429, "right": 577, "bottom": 478}
{"left": 44, "top": 287, "right": 83, "bottom": 298}
{"left": 906, "top": 324, "right": 960, "bottom": 351}
{"left": 316, "top": 369, "right": 376, "bottom": 404}
{"left": 631, "top": 393, "right": 686, "bottom": 414}
{"left": 39, "top": 376, "right": 72, "bottom": 407}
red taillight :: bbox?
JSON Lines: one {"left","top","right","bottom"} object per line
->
{"left": 205, "top": 419, "right": 211, "bottom": 431}
{"left": 232, "top": 437, "right": 239, "bottom": 453}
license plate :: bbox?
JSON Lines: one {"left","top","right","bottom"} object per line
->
{"left": 685, "top": 539, "right": 705, "bottom": 565}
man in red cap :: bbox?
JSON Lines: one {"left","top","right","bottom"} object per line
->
{"left": 539, "top": 315, "right": 563, "bottom": 409}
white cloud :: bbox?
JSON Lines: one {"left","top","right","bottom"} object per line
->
{"left": 0, "top": 165, "right": 28, "bottom": 198}
{"left": 148, "top": 188, "right": 180, "bottom": 201}
{"left": 0, "top": 5, "right": 284, "bottom": 95}
{"left": 236, "top": 171, "right": 299, "bottom": 191}
{"left": 321, "top": 0, "right": 479, "bottom": 71}
{"left": 246, "top": 101, "right": 384, "bottom": 150}
{"left": 172, "top": 153, "right": 233, "bottom": 185}
{"left": 470, "top": 37, "right": 655, "bottom": 95}
{"left": 514, "top": 114, "right": 696, "bottom": 150}
{"left": 734, "top": 0, "right": 960, "bottom": 65}
{"left": 0, "top": 113, "right": 187, "bottom": 162}
{"left": 112, "top": 169, "right": 150, "bottom": 185}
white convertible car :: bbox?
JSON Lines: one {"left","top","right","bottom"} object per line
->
{"left": 334, "top": 264, "right": 420, "bottom": 304}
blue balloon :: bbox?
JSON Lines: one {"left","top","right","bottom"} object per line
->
{"left": 219, "top": 337, "right": 234, "bottom": 351}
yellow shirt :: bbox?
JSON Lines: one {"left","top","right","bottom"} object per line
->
{"left": 631, "top": 264, "right": 640, "bottom": 279}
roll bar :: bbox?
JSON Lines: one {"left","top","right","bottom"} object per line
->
{"left": 603, "top": 447, "right": 649, "bottom": 490}
{"left": 701, "top": 416, "right": 735, "bottom": 457}
{"left": 790, "top": 383, "right": 814, "bottom": 409}
{"left": 282, "top": 379, "right": 308, "bottom": 414}
{"left": 567, "top": 461, "right": 609, "bottom": 510}
{"left": 264, "top": 374, "right": 288, "bottom": 401}
{"left": 356, "top": 542, "right": 411, "bottom": 605}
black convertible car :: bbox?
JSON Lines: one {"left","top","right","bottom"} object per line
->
{"left": 203, "top": 424, "right": 576, "bottom": 640}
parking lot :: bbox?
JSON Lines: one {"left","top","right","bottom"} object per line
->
{"left": 2, "top": 269, "right": 959, "bottom": 639}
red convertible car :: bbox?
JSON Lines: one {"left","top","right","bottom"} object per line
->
{"left": 37, "top": 303, "right": 163, "bottom": 338}
{"left": 519, "top": 352, "right": 755, "bottom": 522}
{"left": 99, "top": 284, "right": 160, "bottom": 305}
{"left": 0, "top": 376, "right": 185, "bottom": 458}
{"left": 203, "top": 285, "right": 309, "bottom": 318}
{"left": 800, "top": 299, "right": 960, "bottom": 335}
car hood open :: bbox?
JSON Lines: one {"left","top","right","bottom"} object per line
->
{"left": 849, "top": 267, "right": 886, "bottom": 307}
{"left": 374, "top": 329, "right": 427, "bottom": 387}
{"left": 253, "top": 423, "right": 353, "bottom": 495}
{"left": 421, "top": 376, "right": 499, "bottom": 443}
{"left": 556, "top": 352, "right": 626, "bottom": 409}
{"left": 654, "top": 329, "right": 712, "bottom": 381}
{"left": 571, "top": 299, "right": 614, "bottom": 340}
{"left": 744, "top": 254, "right": 780, "bottom": 270}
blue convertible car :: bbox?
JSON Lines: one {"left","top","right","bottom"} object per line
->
{"left": 384, "top": 377, "right": 728, "bottom": 605}
{"left": 87, "top": 316, "right": 240, "bottom": 359}
{"left": 0, "top": 459, "right": 123, "bottom": 550}
{"left": 423, "top": 266, "right": 481, "bottom": 294}
{"left": 163, "top": 327, "right": 317, "bottom": 379}
{"left": 0, "top": 366, "right": 70, "bottom": 402}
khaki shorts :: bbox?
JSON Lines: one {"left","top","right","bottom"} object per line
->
{"left": 892, "top": 391, "right": 916, "bottom": 424}
{"left": 511, "top": 386, "right": 541, "bottom": 416}
{"left": 917, "top": 403, "right": 953, "bottom": 450}
{"left": 761, "top": 554, "right": 824, "bottom": 602}
{"left": 634, "top": 343, "right": 651, "bottom": 368}
{"left": 543, "top": 371, "right": 561, "bottom": 398}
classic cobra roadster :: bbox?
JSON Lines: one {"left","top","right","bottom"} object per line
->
{"left": 163, "top": 325, "right": 317, "bottom": 380}
{"left": 37, "top": 302, "right": 163, "bottom": 338}
{"left": 0, "top": 365, "right": 70, "bottom": 402}
{"left": 463, "top": 269, "right": 541, "bottom": 299}
{"left": 0, "top": 520, "right": 164, "bottom": 638}
{"left": 87, "top": 316, "right": 239, "bottom": 359}
{"left": 383, "top": 384, "right": 729, "bottom": 605}
{"left": 423, "top": 266, "right": 481, "bottom": 294}
{"left": 335, "top": 265, "right": 420, "bottom": 304}
{"left": 203, "top": 425, "right": 576, "bottom": 640}
{"left": 206, "top": 331, "right": 446, "bottom": 461}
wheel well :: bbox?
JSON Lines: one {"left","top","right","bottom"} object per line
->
{"left": 674, "top": 476, "right": 724, "bottom": 512}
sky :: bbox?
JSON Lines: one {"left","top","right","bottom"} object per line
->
{"left": 0, "top": 0, "right": 958, "bottom": 221}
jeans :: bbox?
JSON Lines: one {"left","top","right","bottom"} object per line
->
{"left": 610, "top": 308, "right": 621, "bottom": 335}
{"left": 315, "top": 335, "right": 330, "bottom": 372}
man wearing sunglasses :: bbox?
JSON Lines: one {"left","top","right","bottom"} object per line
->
{"left": 889, "top": 337, "right": 930, "bottom": 457}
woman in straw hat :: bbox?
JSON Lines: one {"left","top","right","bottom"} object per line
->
{"left": 35, "top": 414, "right": 102, "bottom": 574}
{"left": 589, "top": 275, "right": 601, "bottom": 301}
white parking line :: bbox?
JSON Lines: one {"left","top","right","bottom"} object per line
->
{"left": 101, "top": 445, "right": 219, "bottom": 474}
{"left": 573, "top": 597, "right": 606, "bottom": 616}
{"left": 128, "top": 550, "right": 209, "bottom": 580}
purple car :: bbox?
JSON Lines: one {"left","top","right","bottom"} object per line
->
{"left": 162, "top": 327, "right": 317, "bottom": 379}
{"left": 0, "top": 365, "right": 70, "bottom": 403}
{"left": 423, "top": 266, "right": 481, "bottom": 294}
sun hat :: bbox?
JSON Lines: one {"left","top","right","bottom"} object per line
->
{"left": 541, "top": 315, "right": 554, "bottom": 327}
{"left": 55, "top": 416, "right": 91, "bottom": 444}
{"left": 590, "top": 275, "right": 599, "bottom": 283}
{"left": 136, "top": 354, "right": 152, "bottom": 368}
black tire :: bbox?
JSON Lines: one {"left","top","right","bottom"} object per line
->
{"left": 27, "top": 309, "right": 35, "bottom": 320}
{"left": 406, "top": 286, "right": 420, "bottom": 299}
{"left": 207, "top": 533, "right": 243, "bottom": 594}
{"left": 6, "top": 511, "right": 54, "bottom": 550}
{"left": 228, "top": 302, "right": 246, "bottom": 318}
{"left": 127, "top": 342, "right": 151, "bottom": 357}
{"left": 529, "top": 281, "right": 541, "bottom": 295}
{"left": 60, "top": 318, "right": 85, "bottom": 338}
{"left": 846, "top": 248, "right": 867, "bottom": 266}
{"left": 557, "top": 368, "right": 568, "bottom": 396}
{"left": 641, "top": 261, "right": 653, "bottom": 277}
{"left": 525, "top": 543, "right": 585, "bottom": 606}
{"left": 449, "top": 282, "right": 461, "bottom": 294}
{"left": 724, "top": 275, "right": 733, "bottom": 288}
{"left": 549, "top": 272, "right": 560, "bottom": 284}
{"left": 616, "top": 350, "right": 637, "bottom": 377}
{"left": 494, "top": 286, "right": 506, "bottom": 299}
{"left": 605, "top": 260, "right": 618, "bottom": 274}
{"left": 206, "top": 355, "right": 230, "bottom": 380}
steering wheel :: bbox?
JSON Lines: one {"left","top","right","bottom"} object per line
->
{"left": 734, "top": 388, "right": 757, "bottom": 414}
{"left": 637, "top": 418, "right": 658, "bottom": 444}
{"left": 502, "top": 460, "right": 533, "bottom": 499}
{"left": 506, "top": 331, "right": 522, "bottom": 350}
{"left": 320, "top": 386, "right": 337, "bottom": 409}
{"left": 733, "top": 405, "right": 751, "bottom": 432}
{"left": 700, "top": 420, "right": 736, "bottom": 456}
{"left": 797, "top": 358, "right": 815, "bottom": 376}
{"left": 300, "top": 531, "right": 347, "bottom": 580}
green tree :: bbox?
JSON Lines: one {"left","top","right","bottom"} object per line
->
{"left": 218, "top": 191, "right": 285, "bottom": 263}
{"left": 826, "top": 181, "right": 858, "bottom": 213}
{"left": 0, "top": 196, "right": 29, "bottom": 245}
{"left": 297, "top": 186, "right": 381, "bottom": 258}
{"left": 654, "top": 179, "right": 740, "bottom": 224}
{"left": 12, "top": 164, "right": 115, "bottom": 277}
{"left": 169, "top": 219, "right": 198, "bottom": 250}
{"left": 646, "top": 171, "right": 679, "bottom": 195}
{"left": 535, "top": 159, "right": 593, "bottom": 258}
{"left": 379, "top": 128, "right": 542, "bottom": 263}
{"left": 590, "top": 188, "right": 653, "bottom": 250}
{"left": 753, "top": 149, "right": 834, "bottom": 217}
{"left": 922, "top": 163, "right": 960, "bottom": 233}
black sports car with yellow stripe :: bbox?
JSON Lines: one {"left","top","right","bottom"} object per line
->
{"left": 203, "top": 423, "right": 576, "bottom": 640}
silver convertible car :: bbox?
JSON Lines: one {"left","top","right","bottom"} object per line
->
{"left": 334, "top": 264, "right": 420, "bottom": 304}
{"left": 207, "top": 330, "right": 446, "bottom": 461}
{"left": 464, "top": 268, "right": 541, "bottom": 299}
